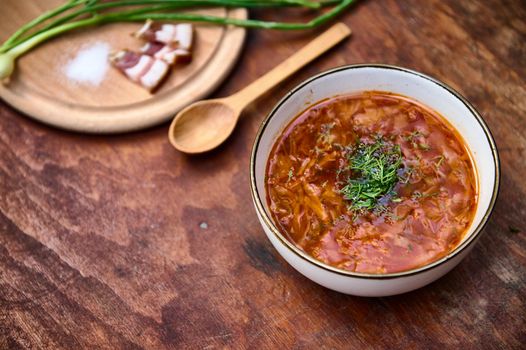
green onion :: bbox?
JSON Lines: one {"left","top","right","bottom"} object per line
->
{"left": 0, "top": 0, "right": 355, "bottom": 80}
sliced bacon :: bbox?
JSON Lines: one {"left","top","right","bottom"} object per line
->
{"left": 140, "top": 59, "right": 170, "bottom": 91}
{"left": 125, "top": 55, "right": 153, "bottom": 82}
{"left": 173, "top": 23, "right": 193, "bottom": 50}
{"left": 140, "top": 42, "right": 192, "bottom": 65}
{"left": 110, "top": 50, "right": 141, "bottom": 70}
{"left": 134, "top": 20, "right": 194, "bottom": 50}
{"left": 109, "top": 21, "right": 194, "bottom": 92}
{"left": 140, "top": 41, "right": 164, "bottom": 56}
{"left": 110, "top": 49, "right": 169, "bottom": 91}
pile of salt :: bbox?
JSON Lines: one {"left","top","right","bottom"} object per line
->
{"left": 64, "top": 42, "right": 110, "bottom": 86}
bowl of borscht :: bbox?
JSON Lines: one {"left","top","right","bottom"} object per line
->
{"left": 250, "top": 64, "right": 499, "bottom": 296}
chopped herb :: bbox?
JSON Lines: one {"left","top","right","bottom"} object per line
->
{"left": 403, "top": 130, "right": 423, "bottom": 142}
{"left": 402, "top": 131, "right": 431, "bottom": 151}
{"left": 403, "top": 130, "right": 425, "bottom": 149}
{"left": 434, "top": 155, "right": 445, "bottom": 169}
{"left": 374, "top": 204, "right": 389, "bottom": 216}
{"left": 418, "top": 143, "right": 431, "bottom": 151}
{"left": 319, "top": 122, "right": 336, "bottom": 144}
{"left": 408, "top": 244, "right": 413, "bottom": 251}
{"left": 337, "top": 214, "right": 347, "bottom": 222}
{"left": 386, "top": 212, "right": 401, "bottom": 221}
{"left": 287, "top": 167, "right": 294, "bottom": 182}
{"left": 340, "top": 137, "right": 403, "bottom": 214}
{"left": 412, "top": 191, "right": 422, "bottom": 199}
{"left": 400, "top": 167, "right": 413, "bottom": 184}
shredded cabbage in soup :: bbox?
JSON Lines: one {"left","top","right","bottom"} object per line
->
{"left": 265, "top": 91, "right": 477, "bottom": 274}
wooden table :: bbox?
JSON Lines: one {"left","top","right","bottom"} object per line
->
{"left": 1, "top": 1, "right": 524, "bottom": 348}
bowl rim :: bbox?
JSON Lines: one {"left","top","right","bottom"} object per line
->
{"left": 249, "top": 63, "right": 501, "bottom": 280}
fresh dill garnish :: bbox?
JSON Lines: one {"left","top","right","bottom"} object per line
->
{"left": 403, "top": 130, "right": 424, "bottom": 148}
{"left": 318, "top": 122, "right": 335, "bottom": 144}
{"left": 333, "top": 143, "right": 344, "bottom": 150}
{"left": 386, "top": 212, "right": 401, "bottom": 221}
{"left": 418, "top": 143, "right": 431, "bottom": 151}
{"left": 403, "top": 131, "right": 431, "bottom": 151}
{"left": 434, "top": 155, "right": 445, "bottom": 169}
{"left": 287, "top": 167, "right": 294, "bottom": 182}
{"left": 340, "top": 137, "right": 403, "bottom": 214}
{"left": 403, "top": 130, "right": 423, "bottom": 142}
{"left": 412, "top": 191, "right": 423, "bottom": 199}
{"left": 400, "top": 166, "right": 413, "bottom": 184}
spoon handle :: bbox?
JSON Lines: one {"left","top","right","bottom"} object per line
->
{"left": 229, "top": 22, "right": 351, "bottom": 111}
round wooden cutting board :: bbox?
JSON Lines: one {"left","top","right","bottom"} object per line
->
{"left": 0, "top": 1, "right": 247, "bottom": 133}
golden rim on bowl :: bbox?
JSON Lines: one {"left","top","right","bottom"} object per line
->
{"left": 249, "top": 63, "right": 501, "bottom": 279}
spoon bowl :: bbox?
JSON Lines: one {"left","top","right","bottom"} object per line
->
{"left": 168, "top": 99, "right": 239, "bottom": 154}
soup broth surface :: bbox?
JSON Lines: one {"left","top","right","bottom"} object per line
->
{"left": 265, "top": 91, "right": 477, "bottom": 274}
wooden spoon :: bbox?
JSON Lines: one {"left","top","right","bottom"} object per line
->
{"left": 168, "top": 23, "right": 351, "bottom": 154}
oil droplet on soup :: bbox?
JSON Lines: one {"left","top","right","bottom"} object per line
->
{"left": 265, "top": 91, "right": 478, "bottom": 274}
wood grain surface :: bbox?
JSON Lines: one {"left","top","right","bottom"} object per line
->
{"left": 1, "top": 0, "right": 525, "bottom": 349}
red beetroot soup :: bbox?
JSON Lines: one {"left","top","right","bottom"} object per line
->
{"left": 265, "top": 91, "right": 478, "bottom": 274}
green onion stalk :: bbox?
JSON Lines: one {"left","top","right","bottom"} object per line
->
{"left": 0, "top": 0, "right": 355, "bottom": 81}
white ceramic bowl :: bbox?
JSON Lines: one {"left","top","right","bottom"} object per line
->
{"left": 250, "top": 64, "right": 500, "bottom": 297}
